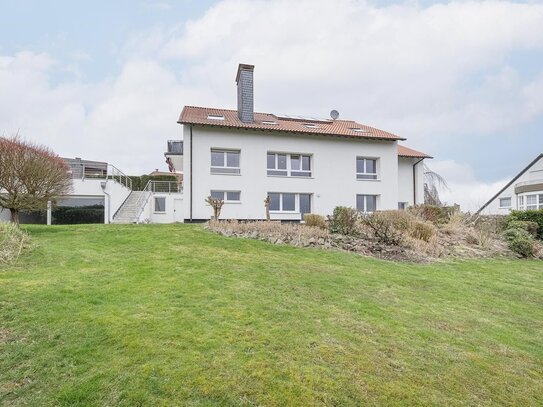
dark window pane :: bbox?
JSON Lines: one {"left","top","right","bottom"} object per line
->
{"left": 269, "top": 193, "right": 280, "bottom": 211}
{"left": 267, "top": 153, "right": 275, "bottom": 169}
{"left": 366, "top": 159, "right": 376, "bottom": 174}
{"left": 155, "top": 197, "right": 166, "bottom": 212}
{"left": 302, "top": 155, "right": 311, "bottom": 171}
{"left": 227, "top": 191, "right": 240, "bottom": 201}
{"left": 282, "top": 193, "right": 295, "bottom": 211}
{"left": 226, "top": 151, "right": 239, "bottom": 167}
{"left": 210, "top": 190, "right": 224, "bottom": 200}
{"left": 211, "top": 151, "right": 224, "bottom": 167}
{"left": 539, "top": 194, "right": 543, "bottom": 204}
{"left": 299, "top": 194, "right": 311, "bottom": 214}
{"left": 291, "top": 155, "right": 300, "bottom": 171}
{"left": 356, "top": 158, "right": 364, "bottom": 173}
{"left": 366, "top": 196, "right": 376, "bottom": 212}
{"left": 277, "top": 154, "right": 287, "bottom": 169}
{"left": 356, "top": 195, "right": 365, "bottom": 211}
{"left": 267, "top": 170, "right": 288, "bottom": 176}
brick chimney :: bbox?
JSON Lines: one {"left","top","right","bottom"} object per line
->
{"left": 236, "top": 63, "right": 254, "bottom": 123}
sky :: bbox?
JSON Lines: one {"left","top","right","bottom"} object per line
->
{"left": 1, "top": 0, "right": 543, "bottom": 211}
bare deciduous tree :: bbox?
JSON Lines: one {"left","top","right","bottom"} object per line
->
{"left": 0, "top": 136, "right": 72, "bottom": 224}
{"left": 205, "top": 196, "right": 224, "bottom": 220}
{"left": 423, "top": 163, "right": 448, "bottom": 206}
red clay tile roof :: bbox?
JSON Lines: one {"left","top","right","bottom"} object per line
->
{"left": 398, "top": 145, "right": 432, "bottom": 159}
{"left": 178, "top": 106, "right": 405, "bottom": 141}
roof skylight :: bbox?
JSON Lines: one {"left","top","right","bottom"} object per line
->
{"left": 303, "top": 123, "right": 319, "bottom": 129}
{"left": 262, "top": 120, "right": 277, "bottom": 125}
{"left": 207, "top": 114, "right": 225, "bottom": 120}
{"left": 350, "top": 128, "right": 369, "bottom": 133}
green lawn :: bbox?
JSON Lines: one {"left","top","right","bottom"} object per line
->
{"left": 1, "top": 224, "right": 542, "bottom": 406}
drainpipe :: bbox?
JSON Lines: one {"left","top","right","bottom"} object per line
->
{"left": 413, "top": 158, "right": 424, "bottom": 205}
{"left": 101, "top": 181, "right": 111, "bottom": 224}
{"left": 190, "top": 124, "right": 193, "bottom": 222}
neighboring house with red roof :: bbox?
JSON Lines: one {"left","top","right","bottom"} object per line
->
{"left": 177, "top": 64, "right": 431, "bottom": 221}
{"left": 477, "top": 153, "right": 543, "bottom": 215}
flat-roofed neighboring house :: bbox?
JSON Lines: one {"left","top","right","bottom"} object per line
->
{"left": 178, "top": 63, "right": 432, "bottom": 222}
{"left": 477, "top": 153, "right": 543, "bottom": 215}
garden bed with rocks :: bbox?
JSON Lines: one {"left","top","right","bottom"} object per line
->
{"left": 206, "top": 207, "right": 543, "bottom": 263}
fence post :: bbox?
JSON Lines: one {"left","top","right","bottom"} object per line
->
{"left": 47, "top": 201, "right": 52, "bottom": 225}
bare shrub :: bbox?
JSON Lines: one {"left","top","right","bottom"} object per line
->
{"left": 0, "top": 223, "right": 30, "bottom": 265}
{"left": 304, "top": 214, "right": 327, "bottom": 229}
{"left": 360, "top": 212, "right": 403, "bottom": 245}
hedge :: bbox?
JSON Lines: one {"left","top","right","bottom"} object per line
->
{"left": 508, "top": 210, "right": 543, "bottom": 240}
{"left": 129, "top": 175, "right": 178, "bottom": 191}
{"left": 52, "top": 205, "right": 104, "bottom": 224}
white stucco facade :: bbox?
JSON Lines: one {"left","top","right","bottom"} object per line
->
{"left": 478, "top": 154, "right": 543, "bottom": 215}
{"left": 183, "top": 125, "right": 425, "bottom": 221}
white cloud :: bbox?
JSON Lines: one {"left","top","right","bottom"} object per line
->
{"left": 1, "top": 0, "right": 543, "bottom": 186}
{"left": 429, "top": 160, "right": 508, "bottom": 212}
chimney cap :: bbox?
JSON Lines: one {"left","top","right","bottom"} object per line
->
{"left": 236, "top": 63, "right": 255, "bottom": 83}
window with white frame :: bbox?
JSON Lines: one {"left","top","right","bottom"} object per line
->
{"left": 211, "top": 149, "right": 240, "bottom": 174}
{"left": 518, "top": 194, "right": 543, "bottom": 210}
{"left": 154, "top": 197, "right": 166, "bottom": 212}
{"left": 499, "top": 197, "right": 512, "bottom": 209}
{"left": 356, "top": 194, "right": 377, "bottom": 212}
{"left": 267, "top": 152, "right": 311, "bottom": 177}
{"left": 210, "top": 190, "right": 241, "bottom": 202}
{"left": 268, "top": 192, "right": 312, "bottom": 214}
{"left": 356, "top": 157, "right": 378, "bottom": 180}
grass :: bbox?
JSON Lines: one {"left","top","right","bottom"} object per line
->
{"left": 0, "top": 224, "right": 542, "bottom": 406}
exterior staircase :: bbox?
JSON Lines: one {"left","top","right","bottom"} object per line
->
{"left": 112, "top": 191, "right": 146, "bottom": 224}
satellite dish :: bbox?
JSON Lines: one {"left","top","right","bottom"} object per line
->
{"left": 330, "top": 110, "right": 339, "bottom": 120}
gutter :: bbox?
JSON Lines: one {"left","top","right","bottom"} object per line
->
{"left": 413, "top": 158, "right": 425, "bottom": 205}
{"left": 190, "top": 124, "right": 193, "bottom": 222}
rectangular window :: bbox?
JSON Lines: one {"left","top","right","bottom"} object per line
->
{"left": 356, "top": 194, "right": 377, "bottom": 212}
{"left": 269, "top": 193, "right": 281, "bottom": 211}
{"left": 398, "top": 202, "right": 408, "bottom": 210}
{"left": 526, "top": 194, "right": 538, "bottom": 210}
{"left": 267, "top": 193, "right": 312, "bottom": 213}
{"left": 518, "top": 196, "right": 525, "bottom": 210}
{"left": 209, "top": 190, "right": 241, "bottom": 202}
{"left": 282, "top": 193, "right": 296, "bottom": 211}
{"left": 210, "top": 149, "right": 240, "bottom": 174}
{"left": 499, "top": 197, "right": 512, "bottom": 209}
{"left": 356, "top": 157, "right": 378, "bottom": 180}
{"left": 267, "top": 152, "right": 311, "bottom": 177}
{"left": 154, "top": 197, "right": 166, "bottom": 212}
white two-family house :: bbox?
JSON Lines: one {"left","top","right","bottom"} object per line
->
{"left": 477, "top": 153, "right": 543, "bottom": 215}
{"left": 178, "top": 64, "right": 431, "bottom": 222}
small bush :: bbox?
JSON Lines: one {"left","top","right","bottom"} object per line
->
{"left": 304, "top": 214, "right": 327, "bottom": 229}
{"left": 328, "top": 207, "right": 359, "bottom": 235}
{"left": 503, "top": 227, "right": 535, "bottom": 258}
{"left": 360, "top": 212, "right": 403, "bottom": 245}
{"left": 410, "top": 221, "right": 436, "bottom": 242}
{"left": 508, "top": 210, "right": 543, "bottom": 240}
{"left": 506, "top": 220, "right": 539, "bottom": 238}
{"left": 0, "top": 223, "right": 30, "bottom": 265}
{"left": 408, "top": 205, "right": 458, "bottom": 225}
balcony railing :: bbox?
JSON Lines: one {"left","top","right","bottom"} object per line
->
{"left": 67, "top": 164, "right": 132, "bottom": 190}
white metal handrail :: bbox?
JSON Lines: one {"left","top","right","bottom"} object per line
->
{"left": 67, "top": 163, "right": 132, "bottom": 190}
